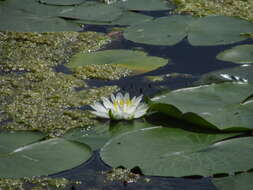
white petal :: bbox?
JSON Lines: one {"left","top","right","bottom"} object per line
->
{"left": 136, "top": 103, "right": 149, "bottom": 112}
{"left": 90, "top": 111, "right": 109, "bottom": 118}
{"left": 102, "top": 97, "right": 114, "bottom": 109}
{"left": 90, "top": 102, "right": 107, "bottom": 113}
{"left": 132, "top": 94, "right": 143, "bottom": 106}
{"left": 124, "top": 93, "right": 130, "bottom": 101}
{"left": 133, "top": 110, "right": 146, "bottom": 118}
{"left": 111, "top": 94, "right": 116, "bottom": 102}
{"left": 116, "top": 92, "right": 123, "bottom": 101}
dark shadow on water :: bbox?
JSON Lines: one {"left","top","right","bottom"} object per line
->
{"left": 51, "top": 151, "right": 219, "bottom": 190}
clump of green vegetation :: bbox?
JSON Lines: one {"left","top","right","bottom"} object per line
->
{"left": 104, "top": 168, "right": 141, "bottom": 184}
{"left": 72, "top": 64, "right": 131, "bottom": 80}
{"left": 0, "top": 32, "right": 119, "bottom": 137}
{"left": 0, "top": 177, "right": 80, "bottom": 190}
{"left": 171, "top": 0, "right": 253, "bottom": 22}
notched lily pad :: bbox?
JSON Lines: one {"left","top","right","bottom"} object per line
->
{"left": 217, "top": 45, "right": 253, "bottom": 64}
{"left": 100, "top": 127, "right": 246, "bottom": 177}
{"left": 151, "top": 83, "right": 253, "bottom": 130}
{"left": 67, "top": 49, "right": 169, "bottom": 75}
{"left": 0, "top": 132, "right": 92, "bottom": 178}
{"left": 124, "top": 15, "right": 253, "bottom": 46}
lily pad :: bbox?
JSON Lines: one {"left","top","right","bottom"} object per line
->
{"left": 0, "top": 0, "right": 69, "bottom": 17}
{"left": 67, "top": 49, "right": 168, "bottom": 74}
{"left": 0, "top": 7, "right": 80, "bottom": 32}
{"left": 0, "top": 132, "right": 92, "bottom": 178}
{"left": 151, "top": 83, "right": 253, "bottom": 130}
{"left": 217, "top": 45, "right": 253, "bottom": 64}
{"left": 197, "top": 65, "right": 253, "bottom": 85}
{"left": 212, "top": 172, "right": 253, "bottom": 190}
{"left": 115, "top": 0, "right": 173, "bottom": 11}
{"left": 64, "top": 120, "right": 153, "bottom": 150}
{"left": 58, "top": 2, "right": 123, "bottom": 22}
{"left": 0, "top": 131, "right": 45, "bottom": 154}
{"left": 124, "top": 15, "right": 253, "bottom": 46}
{"left": 39, "top": 0, "right": 86, "bottom": 6}
{"left": 74, "top": 11, "right": 153, "bottom": 26}
{"left": 100, "top": 127, "right": 246, "bottom": 177}
{"left": 111, "top": 11, "right": 153, "bottom": 26}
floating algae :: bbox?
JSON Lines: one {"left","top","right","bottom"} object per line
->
{"left": 0, "top": 32, "right": 121, "bottom": 137}
{"left": 171, "top": 0, "right": 253, "bottom": 22}
{"left": 0, "top": 177, "right": 80, "bottom": 190}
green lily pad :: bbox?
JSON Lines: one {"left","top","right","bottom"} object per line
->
{"left": 111, "top": 11, "right": 153, "bottom": 26}
{"left": 151, "top": 83, "right": 253, "bottom": 130}
{"left": 0, "top": 3, "right": 80, "bottom": 32}
{"left": 58, "top": 2, "right": 123, "bottom": 22}
{"left": 67, "top": 49, "right": 168, "bottom": 74}
{"left": 0, "top": 0, "right": 69, "bottom": 17}
{"left": 212, "top": 172, "right": 253, "bottom": 190}
{"left": 39, "top": 0, "right": 86, "bottom": 6}
{"left": 124, "top": 15, "right": 253, "bottom": 46}
{"left": 74, "top": 11, "right": 153, "bottom": 26}
{"left": 0, "top": 132, "right": 92, "bottom": 178}
{"left": 197, "top": 65, "right": 253, "bottom": 85}
{"left": 0, "top": 131, "right": 45, "bottom": 154}
{"left": 64, "top": 120, "right": 153, "bottom": 150}
{"left": 100, "top": 127, "right": 246, "bottom": 177}
{"left": 217, "top": 45, "right": 253, "bottom": 64}
{"left": 115, "top": 0, "right": 174, "bottom": 11}
{"left": 0, "top": 12, "right": 80, "bottom": 32}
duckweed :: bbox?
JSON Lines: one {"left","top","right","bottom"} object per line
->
{"left": 171, "top": 0, "right": 253, "bottom": 22}
{"left": 0, "top": 177, "right": 80, "bottom": 190}
{"left": 0, "top": 32, "right": 120, "bottom": 137}
{"left": 72, "top": 64, "right": 131, "bottom": 80}
{"left": 104, "top": 168, "right": 141, "bottom": 184}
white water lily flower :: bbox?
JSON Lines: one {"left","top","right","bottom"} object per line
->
{"left": 90, "top": 92, "right": 149, "bottom": 120}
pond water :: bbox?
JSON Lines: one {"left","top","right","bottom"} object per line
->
{"left": 1, "top": 1, "right": 253, "bottom": 190}
{"left": 50, "top": 13, "right": 253, "bottom": 190}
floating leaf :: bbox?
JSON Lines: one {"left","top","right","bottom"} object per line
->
{"left": 0, "top": 132, "right": 91, "bottom": 178}
{"left": 111, "top": 11, "right": 153, "bottom": 26}
{"left": 64, "top": 120, "right": 153, "bottom": 150}
{"left": 212, "top": 172, "right": 253, "bottom": 190}
{"left": 39, "top": 0, "right": 86, "bottom": 6}
{"left": 115, "top": 0, "right": 173, "bottom": 11}
{"left": 0, "top": 131, "right": 45, "bottom": 154}
{"left": 151, "top": 83, "right": 253, "bottom": 130}
{"left": 124, "top": 15, "right": 253, "bottom": 46}
{"left": 100, "top": 127, "right": 245, "bottom": 177}
{"left": 124, "top": 15, "right": 194, "bottom": 46}
{"left": 58, "top": 2, "right": 123, "bottom": 22}
{"left": 197, "top": 65, "right": 253, "bottom": 85}
{"left": 67, "top": 49, "right": 168, "bottom": 74}
{"left": 0, "top": 0, "right": 69, "bottom": 17}
{"left": 217, "top": 45, "right": 253, "bottom": 64}
{"left": 0, "top": 6, "right": 80, "bottom": 32}
{"left": 74, "top": 11, "right": 153, "bottom": 26}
